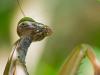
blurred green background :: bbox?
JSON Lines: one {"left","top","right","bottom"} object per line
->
{"left": 1, "top": 0, "right": 100, "bottom": 75}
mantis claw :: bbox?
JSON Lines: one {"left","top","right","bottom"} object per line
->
{"left": 59, "top": 44, "right": 100, "bottom": 75}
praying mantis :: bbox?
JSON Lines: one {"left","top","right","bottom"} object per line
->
{"left": 3, "top": 0, "right": 100, "bottom": 75}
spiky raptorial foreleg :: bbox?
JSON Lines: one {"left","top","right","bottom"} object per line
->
{"left": 58, "top": 44, "right": 100, "bottom": 75}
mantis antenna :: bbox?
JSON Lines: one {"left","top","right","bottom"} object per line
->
{"left": 17, "top": 0, "right": 26, "bottom": 17}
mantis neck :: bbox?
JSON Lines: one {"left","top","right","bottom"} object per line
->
{"left": 16, "top": 36, "right": 32, "bottom": 63}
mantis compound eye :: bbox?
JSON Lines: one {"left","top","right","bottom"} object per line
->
{"left": 17, "top": 17, "right": 52, "bottom": 41}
